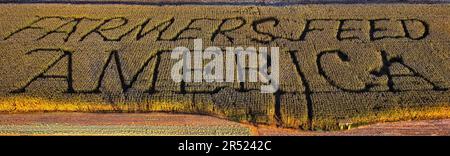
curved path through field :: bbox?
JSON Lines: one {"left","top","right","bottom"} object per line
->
{"left": 0, "top": 113, "right": 449, "bottom": 136}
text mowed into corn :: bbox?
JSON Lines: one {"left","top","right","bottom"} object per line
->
{"left": 1, "top": 4, "right": 450, "bottom": 129}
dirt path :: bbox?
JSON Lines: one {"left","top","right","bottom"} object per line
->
{"left": 0, "top": 113, "right": 449, "bottom": 136}
{"left": 255, "top": 119, "right": 450, "bottom": 136}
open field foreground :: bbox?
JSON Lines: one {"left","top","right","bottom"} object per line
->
{"left": 0, "top": 113, "right": 252, "bottom": 136}
{"left": 1, "top": 4, "right": 450, "bottom": 130}
{"left": 0, "top": 113, "right": 449, "bottom": 136}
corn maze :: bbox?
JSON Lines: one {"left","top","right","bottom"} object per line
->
{"left": 1, "top": 4, "right": 450, "bottom": 130}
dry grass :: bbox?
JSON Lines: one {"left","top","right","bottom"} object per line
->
{"left": 0, "top": 96, "right": 191, "bottom": 113}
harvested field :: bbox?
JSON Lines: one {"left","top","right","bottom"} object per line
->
{"left": 1, "top": 4, "right": 450, "bottom": 130}
{"left": 0, "top": 113, "right": 253, "bottom": 136}
{"left": 0, "top": 113, "right": 449, "bottom": 136}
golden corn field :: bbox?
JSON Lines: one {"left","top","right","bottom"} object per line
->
{"left": 1, "top": 4, "right": 450, "bottom": 130}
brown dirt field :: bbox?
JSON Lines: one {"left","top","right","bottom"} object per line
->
{"left": 0, "top": 113, "right": 449, "bottom": 136}
{"left": 255, "top": 119, "right": 450, "bottom": 135}
{"left": 0, "top": 112, "right": 242, "bottom": 126}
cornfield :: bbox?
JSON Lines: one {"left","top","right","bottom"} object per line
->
{"left": 1, "top": 4, "right": 450, "bottom": 130}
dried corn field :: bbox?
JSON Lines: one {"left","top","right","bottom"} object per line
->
{"left": 1, "top": 4, "right": 450, "bottom": 130}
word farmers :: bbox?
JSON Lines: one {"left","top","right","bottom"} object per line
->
{"left": 170, "top": 39, "right": 280, "bottom": 93}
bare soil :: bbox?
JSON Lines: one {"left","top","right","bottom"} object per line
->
{"left": 255, "top": 119, "right": 450, "bottom": 136}
{"left": 0, "top": 113, "right": 449, "bottom": 136}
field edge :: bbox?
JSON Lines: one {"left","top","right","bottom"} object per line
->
{"left": 1, "top": 96, "right": 450, "bottom": 131}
